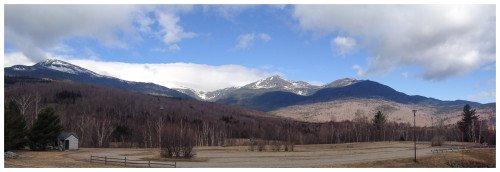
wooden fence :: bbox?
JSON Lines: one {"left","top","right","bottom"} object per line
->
{"left": 90, "top": 155, "right": 176, "bottom": 168}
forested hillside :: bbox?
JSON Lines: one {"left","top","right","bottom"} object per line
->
{"left": 4, "top": 76, "right": 495, "bottom": 148}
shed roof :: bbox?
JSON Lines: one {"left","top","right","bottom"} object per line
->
{"left": 58, "top": 132, "right": 78, "bottom": 140}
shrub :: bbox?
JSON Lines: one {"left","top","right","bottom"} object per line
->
{"left": 160, "top": 127, "right": 196, "bottom": 159}
{"left": 431, "top": 135, "right": 446, "bottom": 146}
{"left": 257, "top": 141, "right": 266, "bottom": 152}
{"left": 283, "top": 141, "right": 294, "bottom": 152}
{"left": 248, "top": 139, "right": 255, "bottom": 151}
{"left": 271, "top": 141, "right": 281, "bottom": 152}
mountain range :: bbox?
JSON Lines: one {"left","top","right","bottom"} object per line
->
{"left": 5, "top": 59, "right": 494, "bottom": 121}
{"left": 5, "top": 59, "right": 192, "bottom": 99}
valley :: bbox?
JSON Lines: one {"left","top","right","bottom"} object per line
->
{"left": 4, "top": 59, "right": 496, "bottom": 168}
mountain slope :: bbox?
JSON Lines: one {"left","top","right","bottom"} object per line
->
{"left": 4, "top": 59, "right": 193, "bottom": 99}
{"left": 211, "top": 75, "right": 320, "bottom": 105}
{"left": 270, "top": 98, "right": 496, "bottom": 127}
{"left": 240, "top": 75, "right": 320, "bottom": 96}
{"left": 310, "top": 80, "right": 483, "bottom": 108}
{"left": 217, "top": 79, "right": 484, "bottom": 111}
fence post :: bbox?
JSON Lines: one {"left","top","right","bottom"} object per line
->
{"left": 148, "top": 160, "right": 151, "bottom": 167}
{"left": 105, "top": 156, "right": 107, "bottom": 165}
{"left": 174, "top": 161, "right": 177, "bottom": 168}
{"left": 124, "top": 157, "right": 127, "bottom": 167}
{"left": 90, "top": 155, "right": 92, "bottom": 163}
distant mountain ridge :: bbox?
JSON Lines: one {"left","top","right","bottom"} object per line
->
{"left": 4, "top": 59, "right": 492, "bottom": 112}
{"left": 5, "top": 59, "right": 192, "bottom": 99}
{"left": 182, "top": 75, "right": 362, "bottom": 102}
{"left": 208, "top": 75, "right": 485, "bottom": 111}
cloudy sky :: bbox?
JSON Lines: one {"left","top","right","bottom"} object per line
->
{"left": 4, "top": 4, "right": 496, "bottom": 103}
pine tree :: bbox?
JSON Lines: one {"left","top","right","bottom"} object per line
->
{"left": 458, "top": 104, "right": 478, "bottom": 142}
{"left": 373, "top": 111, "right": 386, "bottom": 141}
{"left": 4, "top": 100, "right": 28, "bottom": 151}
{"left": 28, "top": 107, "right": 63, "bottom": 151}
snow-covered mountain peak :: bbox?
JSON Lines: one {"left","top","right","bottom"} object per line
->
{"left": 37, "top": 59, "right": 77, "bottom": 68}
{"left": 266, "top": 75, "right": 284, "bottom": 81}
{"left": 291, "top": 81, "right": 313, "bottom": 88}
{"left": 324, "top": 78, "right": 359, "bottom": 88}
{"left": 34, "top": 59, "right": 103, "bottom": 77}
{"left": 245, "top": 75, "right": 289, "bottom": 89}
{"left": 236, "top": 75, "right": 319, "bottom": 96}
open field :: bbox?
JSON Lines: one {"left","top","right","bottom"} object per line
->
{"left": 5, "top": 141, "right": 494, "bottom": 168}
{"left": 330, "top": 148, "right": 496, "bottom": 168}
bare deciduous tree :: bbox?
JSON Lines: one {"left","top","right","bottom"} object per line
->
{"left": 95, "top": 117, "right": 115, "bottom": 147}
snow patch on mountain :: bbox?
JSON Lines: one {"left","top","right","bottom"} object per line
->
{"left": 36, "top": 59, "right": 109, "bottom": 78}
{"left": 323, "top": 78, "right": 359, "bottom": 88}
{"left": 12, "top": 66, "right": 29, "bottom": 71}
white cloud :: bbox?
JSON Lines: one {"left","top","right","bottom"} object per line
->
{"left": 6, "top": 51, "right": 272, "bottom": 92}
{"left": 236, "top": 33, "right": 256, "bottom": 49}
{"left": 202, "top": 5, "right": 257, "bottom": 21}
{"left": 332, "top": 36, "right": 356, "bottom": 55}
{"left": 352, "top": 64, "right": 366, "bottom": 77}
{"left": 467, "top": 89, "right": 496, "bottom": 102}
{"left": 62, "top": 58, "right": 269, "bottom": 92}
{"left": 136, "top": 11, "right": 155, "bottom": 34}
{"left": 83, "top": 47, "right": 101, "bottom": 60}
{"left": 5, "top": 5, "right": 140, "bottom": 61}
{"left": 157, "top": 12, "right": 197, "bottom": 45}
{"left": 293, "top": 5, "right": 495, "bottom": 80}
{"left": 151, "top": 44, "right": 182, "bottom": 53}
{"left": 4, "top": 5, "right": 197, "bottom": 62}
{"left": 236, "top": 33, "right": 272, "bottom": 49}
{"left": 259, "top": 33, "right": 272, "bottom": 42}
{"left": 402, "top": 72, "right": 409, "bottom": 78}
{"left": 167, "top": 44, "right": 182, "bottom": 52}
{"left": 4, "top": 52, "right": 37, "bottom": 67}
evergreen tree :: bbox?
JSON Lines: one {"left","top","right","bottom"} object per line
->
{"left": 458, "top": 104, "right": 478, "bottom": 142}
{"left": 4, "top": 100, "right": 28, "bottom": 151}
{"left": 373, "top": 111, "right": 386, "bottom": 141}
{"left": 28, "top": 107, "right": 63, "bottom": 151}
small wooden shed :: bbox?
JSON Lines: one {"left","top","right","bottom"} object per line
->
{"left": 57, "top": 132, "right": 79, "bottom": 150}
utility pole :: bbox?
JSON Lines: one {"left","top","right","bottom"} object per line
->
{"left": 412, "top": 109, "right": 417, "bottom": 162}
{"left": 159, "top": 106, "right": 164, "bottom": 149}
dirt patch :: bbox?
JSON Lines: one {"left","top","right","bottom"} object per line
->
{"left": 142, "top": 155, "right": 209, "bottom": 162}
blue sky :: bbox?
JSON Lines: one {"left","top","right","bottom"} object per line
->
{"left": 4, "top": 5, "right": 496, "bottom": 103}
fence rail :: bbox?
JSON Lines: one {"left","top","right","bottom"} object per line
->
{"left": 90, "top": 155, "right": 176, "bottom": 168}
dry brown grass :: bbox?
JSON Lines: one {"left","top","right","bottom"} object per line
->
{"left": 5, "top": 142, "right": 493, "bottom": 168}
{"left": 4, "top": 150, "right": 123, "bottom": 168}
{"left": 327, "top": 148, "right": 496, "bottom": 168}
